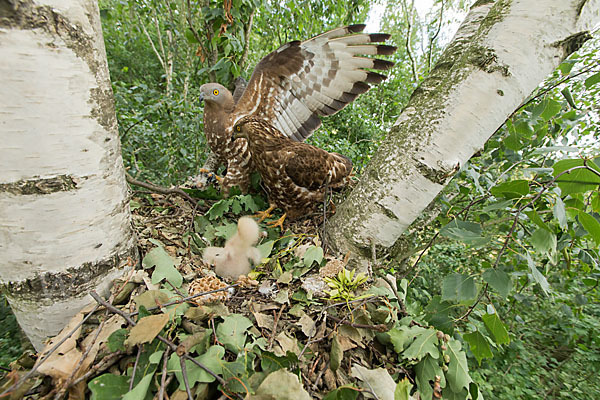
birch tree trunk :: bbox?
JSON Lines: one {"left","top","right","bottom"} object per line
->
{"left": 0, "top": 0, "right": 138, "bottom": 350}
{"left": 325, "top": 0, "right": 600, "bottom": 269}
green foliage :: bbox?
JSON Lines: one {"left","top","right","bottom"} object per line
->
{"left": 141, "top": 244, "right": 183, "bottom": 287}
{"left": 324, "top": 268, "right": 369, "bottom": 302}
{"left": 398, "top": 36, "right": 600, "bottom": 399}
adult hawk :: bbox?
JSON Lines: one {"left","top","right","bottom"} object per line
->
{"left": 198, "top": 24, "right": 395, "bottom": 194}
{"left": 232, "top": 117, "right": 353, "bottom": 228}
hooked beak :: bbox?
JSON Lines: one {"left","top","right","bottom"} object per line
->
{"left": 198, "top": 92, "right": 204, "bottom": 104}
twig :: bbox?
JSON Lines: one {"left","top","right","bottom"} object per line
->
{"left": 125, "top": 172, "right": 198, "bottom": 205}
{"left": 426, "top": 0, "right": 444, "bottom": 72}
{"left": 267, "top": 304, "right": 285, "bottom": 351}
{"left": 0, "top": 304, "right": 100, "bottom": 398}
{"left": 327, "top": 315, "right": 388, "bottom": 332}
{"left": 297, "top": 296, "right": 382, "bottom": 360}
{"left": 130, "top": 345, "right": 143, "bottom": 391}
{"left": 70, "top": 351, "right": 124, "bottom": 387}
{"left": 55, "top": 310, "right": 110, "bottom": 398}
{"left": 89, "top": 291, "right": 243, "bottom": 400}
{"left": 401, "top": 0, "right": 418, "bottom": 82}
{"left": 180, "top": 355, "right": 193, "bottom": 400}
{"left": 130, "top": 284, "right": 239, "bottom": 316}
{"left": 158, "top": 347, "right": 170, "bottom": 400}
{"left": 238, "top": 9, "right": 255, "bottom": 70}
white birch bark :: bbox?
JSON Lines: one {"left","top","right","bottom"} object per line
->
{"left": 325, "top": 0, "right": 600, "bottom": 269}
{"left": 0, "top": 0, "right": 138, "bottom": 349}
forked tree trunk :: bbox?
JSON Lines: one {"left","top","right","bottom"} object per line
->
{"left": 325, "top": 0, "right": 600, "bottom": 269}
{"left": 0, "top": 0, "right": 138, "bottom": 350}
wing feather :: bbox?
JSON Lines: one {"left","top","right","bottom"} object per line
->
{"left": 233, "top": 24, "right": 396, "bottom": 142}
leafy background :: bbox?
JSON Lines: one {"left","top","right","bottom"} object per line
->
{"left": 2, "top": 0, "right": 600, "bottom": 399}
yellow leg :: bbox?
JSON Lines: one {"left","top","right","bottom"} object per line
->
{"left": 254, "top": 204, "right": 276, "bottom": 222}
{"left": 198, "top": 168, "right": 223, "bottom": 184}
{"left": 266, "top": 213, "right": 287, "bottom": 231}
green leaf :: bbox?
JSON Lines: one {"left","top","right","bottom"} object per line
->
{"left": 323, "top": 385, "right": 360, "bottom": 400}
{"left": 122, "top": 367, "right": 156, "bottom": 400}
{"left": 463, "top": 331, "right": 493, "bottom": 365}
{"left": 387, "top": 326, "right": 413, "bottom": 354}
{"left": 185, "top": 28, "right": 199, "bottom": 43}
{"left": 107, "top": 329, "right": 127, "bottom": 352}
{"left": 554, "top": 197, "right": 568, "bottom": 229}
{"left": 89, "top": 374, "right": 130, "bottom": 400}
{"left": 441, "top": 274, "right": 478, "bottom": 303}
{"left": 553, "top": 159, "right": 600, "bottom": 195}
{"left": 558, "top": 59, "right": 575, "bottom": 75}
{"left": 561, "top": 87, "right": 577, "bottom": 109}
{"left": 490, "top": 180, "right": 530, "bottom": 199}
{"left": 415, "top": 355, "right": 445, "bottom": 399}
{"left": 482, "top": 269, "right": 512, "bottom": 298}
{"left": 207, "top": 199, "right": 230, "bottom": 220}
{"left": 216, "top": 314, "right": 253, "bottom": 352}
{"left": 530, "top": 228, "right": 556, "bottom": 255}
{"left": 402, "top": 327, "right": 439, "bottom": 361}
{"left": 526, "top": 254, "right": 549, "bottom": 295}
{"left": 482, "top": 313, "right": 510, "bottom": 345}
{"left": 533, "top": 98, "right": 561, "bottom": 121}
{"left": 260, "top": 351, "right": 298, "bottom": 374}
{"left": 584, "top": 71, "right": 600, "bottom": 88}
{"left": 214, "top": 222, "right": 237, "bottom": 239}
{"left": 256, "top": 240, "right": 274, "bottom": 260}
{"left": 142, "top": 246, "right": 183, "bottom": 288}
{"left": 445, "top": 339, "right": 472, "bottom": 393}
{"left": 394, "top": 378, "right": 413, "bottom": 400}
{"left": 168, "top": 345, "right": 225, "bottom": 389}
{"left": 133, "top": 290, "right": 170, "bottom": 310}
{"left": 303, "top": 245, "right": 324, "bottom": 267}
{"left": 578, "top": 212, "right": 600, "bottom": 244}
{"left": 524, "top": 209, "right": 551, "bottom": 232}
{"left": 330, "top": 333, "right": 343, "bottom": 371}
{"left": 439, "top": 220, "right": 489, "bottom": 246}
{"left": 239, "top": 194, "right": 260, "bottom": 212}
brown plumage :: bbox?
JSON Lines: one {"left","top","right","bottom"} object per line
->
{"left": 198, "top": 24, "right": 395, "bottom": 194}
{"left": 233, "top": 117, "right": 353, "bottom": 223}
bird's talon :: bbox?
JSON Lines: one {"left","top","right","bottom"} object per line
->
{"left": 254, "top": 205, "right": 276, "bottom": 222}
{"left": 266, "top": 214, "right": 286, "bottom": 231}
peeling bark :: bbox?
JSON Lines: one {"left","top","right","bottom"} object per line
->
{"left": 0, "top": 0, "right": 138, "bottom": 349}
{"left": 324, "top": 0, "right": 600, "bottom": 270}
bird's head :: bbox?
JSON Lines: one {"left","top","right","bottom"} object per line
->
{"left": 198, "top": 83, "right": 233, "bottom": 109}
{"left": 231, "top": 116, "right": 254, "bottom": 141}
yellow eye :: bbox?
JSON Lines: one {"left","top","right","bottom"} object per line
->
{"left": 213, "top": 89, "right": 219, "bottom": 96}
{"left": 235, "top": 125, "right": 241, "bottom": 132}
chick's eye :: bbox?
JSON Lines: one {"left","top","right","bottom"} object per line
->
{"left": 235, "top": 125, "right": 241, "bottom": 132}
{"left": 213, "top": 89, "right": 219, "bottom": 96}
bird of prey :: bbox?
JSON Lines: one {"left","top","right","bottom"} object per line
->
{"left": 232, "top": 117, "right": 353, "bottom": 228}
{"left": 198, "top": 24, "right": 395, "bottom": 194}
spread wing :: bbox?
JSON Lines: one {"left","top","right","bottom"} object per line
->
{"left": 283, "top": 145, "right": 352, "bottom": 190}
{"left": 233, "top": 24, "right": 396, "bottom": 142}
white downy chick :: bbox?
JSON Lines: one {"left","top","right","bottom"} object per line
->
{"left": 203, "top": 216, "right": 262, "bottom": 279}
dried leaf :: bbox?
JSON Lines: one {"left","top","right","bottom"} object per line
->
{"left": 254, "top": 369, "right": 311, "bottom": 400}
{"left": 253, "top": 312, "right": 275, "bottom": 330}
{"left": 133, "top": 290, "right": 170, "bottom": 310}
{"left": 125, "top": 313, "right": 169, "bottom": 346}
{"left": 351, "top": 364, "right": 396, "bottom": 400}
{"left": 297, "top": 313, "right": 316, "bottom": 336}
{"left": 275, "top": 331, "right": 300, "bottom": 355}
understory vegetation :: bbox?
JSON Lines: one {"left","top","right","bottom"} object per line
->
{"left": 2, "top": 1, "right": 599, "bottom": 399}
